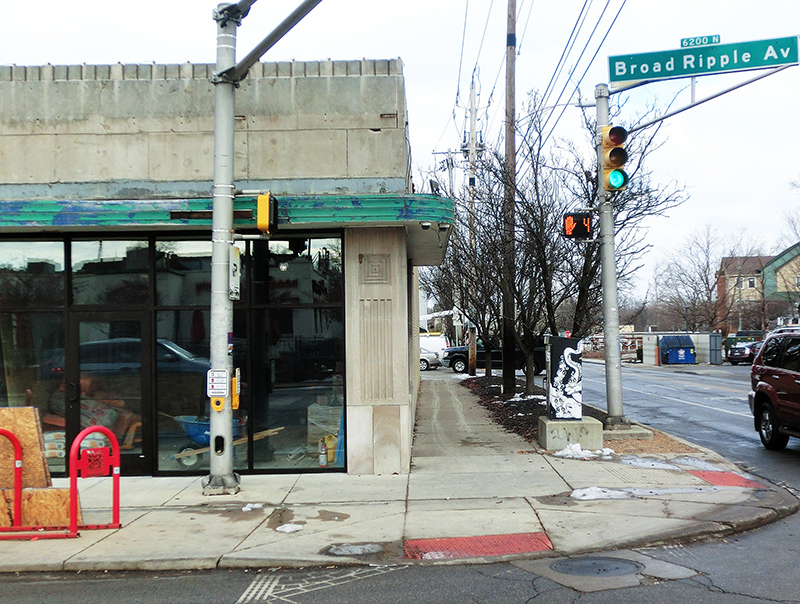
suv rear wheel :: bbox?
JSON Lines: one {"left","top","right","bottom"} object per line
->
{"left": 758, "top": 402, "right": 790, "bottom": 450}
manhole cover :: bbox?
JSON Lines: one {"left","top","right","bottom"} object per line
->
{"left": 551, "top": 557, "right": 644, "bottom": 577}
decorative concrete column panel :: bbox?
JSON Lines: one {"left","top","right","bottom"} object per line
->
{"left": 345, "top": 228, "right": 411, "bottom": 474}
{"left": 345, "top": 406, "right": 374, "bottom": 475}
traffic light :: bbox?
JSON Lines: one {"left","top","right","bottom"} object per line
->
{"left": 256, "top": 193, "right": 277, "bottom": 235}
{"left": 563, "top": 212, "right": 593, "bottom": 239}
{"left": 602, "top": 125, "right": 629, "bottom": 192}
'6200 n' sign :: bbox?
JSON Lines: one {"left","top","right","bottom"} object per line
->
{"left": 609, "top": 36, "right": 798, "bottom": 84}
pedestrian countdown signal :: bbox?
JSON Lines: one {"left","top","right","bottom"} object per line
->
{"left": 563, "top": 212, "right": 593, "bottom": 239}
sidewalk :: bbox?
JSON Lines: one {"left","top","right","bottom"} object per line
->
{"left": 1, "top": 372, "right": 796, "bottom": 572}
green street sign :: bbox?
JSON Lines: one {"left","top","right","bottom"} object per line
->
{"left": 610, "top": 36, "right": 799, "bottom": 84}
{"left": 680, "top": 35, "right": 721, "bottom": 48}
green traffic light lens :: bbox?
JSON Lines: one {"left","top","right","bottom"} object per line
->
{"left": 608, "top": 169, "right": 628, "bottom": 189}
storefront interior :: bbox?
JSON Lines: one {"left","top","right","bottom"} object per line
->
{"left": 0, "top": 234, "right": 345, "bottom": 476}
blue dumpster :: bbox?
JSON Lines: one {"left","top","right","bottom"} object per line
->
{"left": 660, "top": 335, "right": 696, "bottom": 364}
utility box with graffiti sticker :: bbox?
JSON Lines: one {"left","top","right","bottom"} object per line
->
{"left": 546, "top": 336, "right": 583, "bottom": 420}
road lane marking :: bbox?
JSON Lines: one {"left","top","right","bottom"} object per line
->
{"left": 237, "top": 567, "right": 403, "bottom": 603}
{"left": 582, "top": 377, "right": 751, "bottom": 418}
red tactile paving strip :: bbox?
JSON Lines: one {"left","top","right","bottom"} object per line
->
{"left": 689, "top": 470, "right": 765, "bottom": 489}
{"left": 403, "top": 532, "right": 553, "bottom": 560}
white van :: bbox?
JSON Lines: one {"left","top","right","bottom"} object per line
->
{"left": 419, "top": 333, "right": 449, "bottom": 359}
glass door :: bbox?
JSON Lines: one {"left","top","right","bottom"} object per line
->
{"left": 66, "top": 312, "right": 151, "bottom": 474}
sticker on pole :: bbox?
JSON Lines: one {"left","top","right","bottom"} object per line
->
{"left": 207, "top": 370, "right": 229, "bottom": 398}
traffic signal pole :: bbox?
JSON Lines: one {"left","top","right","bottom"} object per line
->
{"left": 595, "top": 84, "right": 628, "bottom": 427}
{"left": 204, "top": 4, "right": 241, "bottom": 495}
{"left": 204, "top": 0, "right": 323, "bottom": 495}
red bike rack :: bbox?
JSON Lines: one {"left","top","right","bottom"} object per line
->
{"left": 0, "top": 428, "right": 23, "bottom": 530}
{"left": 0, "top": 428, "right": 74, "bottom": 540}
{"left": 69, "top": 425, "right": 121, "bottom": 537}
{"left": 0, "top": 425, "right": 121, "bottom": 540}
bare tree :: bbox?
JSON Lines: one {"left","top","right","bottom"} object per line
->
{"left": 424, "top": 91, "right": 687, "bottom": 393}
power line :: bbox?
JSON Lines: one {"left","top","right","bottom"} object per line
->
{"left": 538, "top": 0, "right": 613, "bottom": 140}
{"left": 539, "top": 0, "right": 627, "bottom": 148}
{"left": 455, "top": 0, "right": 470, "bottom": 107}
{"left": 517, "top": 0, "right": 537, "bottom": 56}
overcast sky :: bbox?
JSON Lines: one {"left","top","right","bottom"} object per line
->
{"left": 3, "top": 0, "right": 799, "bottom": 297}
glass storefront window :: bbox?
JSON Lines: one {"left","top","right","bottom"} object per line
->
{"left": 154, "top": 240, "right": 235, "bottom": 307}
{"left": 155, "top": 310, "right": 217, "bottom": 471}
{"left": 252, "top": 237, "right": 342, "bottom": 305}
{"left": 0, "top": 234, "right": 344, "bottom": 476}
{"left": 72, "top": 240, "right": 149, "bottom": 305}
{"left": 0, "top": 241, "right": 65, "bottom": 308}
{"left": 0, "top": 312, "right": 66, "bottom": 473}
{"left": 250, "top": 307, "right": 344, "bottom": 470}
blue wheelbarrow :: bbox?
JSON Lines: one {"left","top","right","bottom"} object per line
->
{"left": 172, "top": 415, "right": 247, "bottom": 469}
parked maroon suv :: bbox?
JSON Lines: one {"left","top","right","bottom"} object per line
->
{"left": 749, "top": 327, "right": 800, "bottom": 450}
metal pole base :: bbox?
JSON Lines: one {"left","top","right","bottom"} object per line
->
{"left": 603, "top": 416, "right": 632, "bottom": 430}
{"left": 202, "top": 472, "right": 241, "bottom": 495}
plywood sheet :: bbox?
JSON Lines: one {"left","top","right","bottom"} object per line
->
{"left": 0, "top": 487, "right": 79, "bottom": 527}
{"left": 0, "top": 407, "right": 51, "bottom": 488}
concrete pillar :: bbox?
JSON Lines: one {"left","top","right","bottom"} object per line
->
{"left": 344, "top": 227, "right": 411, "bottom": 474}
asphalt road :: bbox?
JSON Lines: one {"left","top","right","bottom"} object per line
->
{"left": 581, "top": 361, "right": 800, "bottom": 494}
{"left": 4, "top": 363, "right": 799, "bottom": 603}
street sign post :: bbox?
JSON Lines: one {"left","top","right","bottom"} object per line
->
{"left": 610, "top": 36, "right": 799, "bottom": 84}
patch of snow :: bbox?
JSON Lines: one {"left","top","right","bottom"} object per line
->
{"left": 671, "top": 456, "right": 723, "bottom": 472}
{"left": 571, "top": 487, "right": 631, "bottom": 500}
{"left": 620, "top": 456, "right": 680, "bottom": 470}
{"left": 241, "top": 503, "right": 264, "bottom": 512}
{"left": 572, "top": 486, "right": 722, "bottom": 500}
{"left": 329, "top": 543, "right": 384, "bottom": 556}
{"left": 275, "top": 523, "right": 304, "bottom": 533}
{"left": 554, "top": 443, "right": 616, "bottom": 460}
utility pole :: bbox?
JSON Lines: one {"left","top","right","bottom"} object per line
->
{"left": 594, "top": 83, "right": 627, "bottom": 427}
{"left": 501, "top": 0, "right": 517, "bottom": 396}
{"left": 465, "top": 78, "right": 480, "bottom": 376}
{"left": 467, "top": 78, "right": 479, "bottom": 254}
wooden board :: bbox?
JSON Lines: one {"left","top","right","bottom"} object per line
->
{"left": 0, "top": 407, "right": 51, "bottom": 488}
{"left": 0, "top": 488, "right": 79, "bottom": 527}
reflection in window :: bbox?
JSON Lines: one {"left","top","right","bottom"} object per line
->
{"left": 0, "top": 241, "right": 65, "bottom": 308}
{"left": 154, "top": 240, "right": 243, "bottom": 307}
{"left": 250, "top": 307, "right": 344, "bottom": 470}
{"left": 72, "top": 241, "right": 149, "bottom": 305}
{"left": 782, "top": 339, "right": 800, "bottom": 372}
{"left": 252, "top": 237, "right": 342, "bottom": 305}
{"left": 761, "top": 337, "right": 783, "bottom": 368}
{"left": 155, "top": 310, "right": 219, "bottom": 471}
{"left": 0, "top": 312, "right": 65, "bottom": 473}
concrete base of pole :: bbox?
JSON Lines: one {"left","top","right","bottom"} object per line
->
{"left": 537, "top": 416, "right": 603, "bottom": 451}
{"left": 603, "top": 416, "right": 632, "bottom": 429}
{"left": 202, "top": 473, "right": 241, "bottom": 495}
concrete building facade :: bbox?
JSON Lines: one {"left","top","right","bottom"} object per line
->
{"left": 0, "top": 59, "right": 452, "bottom": 477}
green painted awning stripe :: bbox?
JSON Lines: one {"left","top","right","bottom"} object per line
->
{"left": 0, "top": 194, "right": 453, "bottom": 230}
